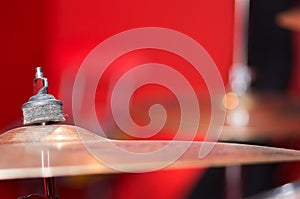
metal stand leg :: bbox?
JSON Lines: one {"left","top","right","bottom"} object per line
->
{"left": 225, "top": 165, "right": 242, "bottom": 199}
{"left": 43, "top": 177, "right": 57, "bottom": 199}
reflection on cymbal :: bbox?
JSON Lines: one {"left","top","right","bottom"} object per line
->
{"left": 0, "top": 125, "right": 300, "bottom": 180}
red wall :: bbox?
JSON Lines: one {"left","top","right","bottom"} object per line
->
{"left": 1, "top": 0, "right": 234, "bottom": 130}
{"left": 1, "top": 1, "right": 47, "bottom": 131}
{"left": 46, "top": 0, "right": 234, "bottom": 71}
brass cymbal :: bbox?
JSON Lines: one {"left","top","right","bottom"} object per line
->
{"left": 0, "top": 125, "right": 300, "bottom": 180}
{"left": 130, "top": 92, "right": 300, "bottom": 142}
{"left": 247, "top": 180, "right": 300, "bottom": 199}
{"left": 221, "top": 93, "right": 300, "bottom": 141}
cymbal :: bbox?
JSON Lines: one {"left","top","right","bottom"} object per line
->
{"left": 277, "top": 8, "right": 300, "bottom": 31}
{"left": 129, "top": 92, "right": 300, "bottom": 142}
{"left": 247, "top": 180, "right": 300, "bottom": 199}
{"left": 0, "top": 125, "right": 300, "bottom": 180}
{"left": 221, "top": 93, "right": 300, "bottom": 141}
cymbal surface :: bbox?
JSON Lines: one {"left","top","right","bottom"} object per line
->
{"left": 0, "top": 125, "right": 300, "bottom": 180}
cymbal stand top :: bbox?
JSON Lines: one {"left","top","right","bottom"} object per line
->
{"left": 22, "top": 67, "right": 65, "bottom": 125}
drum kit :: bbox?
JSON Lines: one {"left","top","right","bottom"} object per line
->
{"left": 1, "top": 67, "right": 300, "bottom": 199}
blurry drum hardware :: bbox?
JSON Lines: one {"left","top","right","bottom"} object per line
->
{"left": 1, "top": 68, "right": 300, "bottom": 198}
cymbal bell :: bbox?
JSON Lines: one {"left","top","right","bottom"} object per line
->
{"left": 0, "top": 125, "right": 300, "bottom": 180}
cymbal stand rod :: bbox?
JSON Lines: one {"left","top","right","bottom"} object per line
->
{"left": 41, "top": 131, "right": 57, "bottom": 199}
{"left": 43, "top": 177, "right": 57, "bottom": 199}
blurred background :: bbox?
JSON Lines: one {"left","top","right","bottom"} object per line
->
{"left": 1, "top": 0, "right": 300, "bottom": 198}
